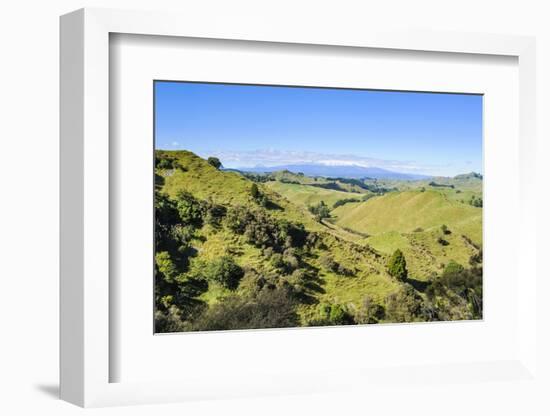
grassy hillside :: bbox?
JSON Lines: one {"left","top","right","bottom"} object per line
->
{"left": 244, "top": 169, "right": 372, "bottom": 194}
{"left": 265, "top": 181, "right": 365, "bottom": 209}
{"left": 158, "top": 150, "right": 324, "bottom": 231}
{"left": 332, "top": 190, "right": 482, "bottom": 244}
{"left": 155, "top": 150, "right": 483, "bottom": 332}
{"left": 331, "top": 190, "right": 482, "bottom": 279}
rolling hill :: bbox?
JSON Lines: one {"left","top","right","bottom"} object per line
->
{"left": 154, "top": 150, "right": 483, "bottom": 332}
{"left": 264, "top": 181, "right": 367, "bottom": 209}
{"left": 332, "top": 190, "right": 482, "bottom": 243}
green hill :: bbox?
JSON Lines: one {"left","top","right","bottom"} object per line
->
{"left": 154, "top": 151, "right": 402, "bottom": 329}
{"left": 264, "top": 181, "right": 365, "bottom": 209}
{"left": 332, "top": 190, "right": 482, "bottom": 243}
{"left": 154, "top": 151, "right": 483, "bottom": 332}
{"left": 331, "top": 190, "right": 482, "bottom": 278}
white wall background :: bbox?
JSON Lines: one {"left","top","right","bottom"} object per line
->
{"left": 0, "top": 1, "right": 548, "bottom": 415}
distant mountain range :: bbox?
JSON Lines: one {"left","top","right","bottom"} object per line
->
{"left": 235, "top": 163, "right": 432, "bottom": 180}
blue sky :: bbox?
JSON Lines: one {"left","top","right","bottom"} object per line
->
{"left": 155, "top": 81, "right": 482, "bottom": 177}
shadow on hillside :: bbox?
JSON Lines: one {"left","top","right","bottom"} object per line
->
{"left": 264, "top": 199, "right": 283, "bottom": 211}
{"left": 406, "top": 277, "right": 430, "bottom": 292}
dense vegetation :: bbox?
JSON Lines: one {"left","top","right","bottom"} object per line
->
{"left": 154, "top": 150, "right": 483, "bottom": 332}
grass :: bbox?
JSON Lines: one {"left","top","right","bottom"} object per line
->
{"left": 156, "top": 150, "right": 483, "bottom": 325}
{"left": 332, "top": 190, "right": 482, "bottom": 244}
{"left": 265, "top": 181, "right": 361, "bottom": 209}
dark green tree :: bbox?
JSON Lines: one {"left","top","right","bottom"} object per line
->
{"left": 308, "top": 201, "right": 331, "bottom": 222}
{"left": 207, "top": 157, "right": 222, "bottom": 169}
{"left": 329, "top": 304, "right": 354, "bottom": 325}
{"left": 175, "top": 191, "right": 203, "bottom": 226}
{"left": 387, "top": 249, "right": 408, "bottom": 281}
{"left": 250, "top": 183, "right": 260, "bottom": 199}
{"left": 202, "top": 256, "right": 244, "bottom": 290}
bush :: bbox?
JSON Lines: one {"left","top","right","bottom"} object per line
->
{"left": 155, "top": 251, "right": 178, "bottom": 283}
{"left": 332, "top": 198, "right": 360, "bottom": 209}
{"left": 318, "top": 253, "right": 338, "bottom": 272}
{"left": 175, "top": 191, "right": 203, "bottom": 227}
{"left": 250, "top": 183, "right": 260, "bottom": 199}
{"left": 387, "top": 249, "right": 408, "bottom": 281}
{"left": 203, "top": 201, "right": 227, "bottom": 227}
{"left": 469, "top": 249, "right": 483, "bottom": 265}
{"left": 469, "top": 196, "right": 483, "bottom": 207}
{"left": 192, "top": 287, "right": 299, "bottom": 331}
{"left": 441, "top": 224, "right": 451, "bottom": 235}
{"left": 200, "top": 256, "right": 244, "bottom": 290}
{"left": 318, "top": 254, "right": 353, "bottom": 276}
{"left": 207, "top": 157, "right": 222, "bottom": 169}
{"left": 308, "top": 201, "right": 331, "bottom": 221}
{"left": 355, "top": 295, "right": 385, "bottom": 324}
{"left": 426, "top": 262, "right": 483, "bottom": 320}
{"left": 437, "top": 237, "right": 450, "bottom": 246}
{"left": 225, "top": 206, "right": 307, "bottom": 251}
{"left": 384, "top": 284, "right": 427, "bottom": 323}
{"left": 169, "top": 224, "right": 194, "bottom": 247}
{"left": 442, "top": 260, "right": 464, "bottom": 277}
{"left": 155, "top": 192, "right": 181, "bottom": 251}
{"left": 315, "top": 303, "right": 355, "bottom": 325}
{"left": 329, "top": 304, "right": 354, "bottom": 325}
{"left": 156, "top": 156, "right": 175, "bottom": 169}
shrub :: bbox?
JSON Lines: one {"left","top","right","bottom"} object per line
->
{"left": 469, "top": 196, "right": 483, "bottom": 207}
{"left": 169, "top": 224, "right": 194, "bottom": 247}
{"left": 441, "top": 224, "right": 451, "bottom": 235}
{"left": 387, "top": 249, "right": 408, "bottom": 281}
{"left": 384, "top": 284, "right": 426, "bottom": 323}
{"left": 155, "top": 192, "right": 181, "bottom": 251}
{"left": 426, "top": 262, "right": 483, "bottom": 320}
{"left": 315, "top": 303, "right": 355, "bottom": 325}
{"left": 207, "top": 157, "right": 222, "bottom": 169}
{"left": 250, "top": 183, "right": 260, "bottom": 199}
{"left": 332, "top": 198, "right": 360, "bottom": 209}
{"left": 442, "top": 260, "right": 465, "bottom": 277}
{"left": 355, "top": 295, "right": 385, "bottom": 324}
{"left": 201, "top": 256, "right": 244, "bottom": 290}
{"left": 469, "top": 249, "right": 483, "bottom": 265}
{"left": 308, "top": 201, "right": 331, "bottom": 221}
{"left": 203, "top": 201, "right": 227, "bottom": 227}
{"left": 225, "top": 206, "right": 307, "bottom": 251}
{"left": 155, "top": 192, "right": 180, "bottom": 228}
{"left": 155, "top": 251, "right": 178, "bottom": 283}
{"left": 329, "top": 304, "right": 355, "bottom": 325}
{"left": 437, "top": 237, "right": 450, "bottom": 246}
{"left": 192, "top": 287, "right": 299, "bottom": 331}
{"left": 175, "top": 191, "right": 203, "bottom": 226}
{"left": 319, "top": 253, "right": 338, "bottom": 272}
{"left": 156, "top": 156, "right": 175, "bottom": 169}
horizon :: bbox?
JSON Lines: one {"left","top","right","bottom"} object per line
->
{"left": 155, "top": 81, "right": 483, "bottom": 177}
{"left": 158, "top": 149, "right": 481, "bottom": 179}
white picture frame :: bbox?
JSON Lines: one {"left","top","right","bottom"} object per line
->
{"left": 60, "top": 7, "right": 539, "bottom": 408}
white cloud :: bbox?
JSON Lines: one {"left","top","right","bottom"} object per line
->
{"left": 195, "top": 149, "right": 441, "bottom": 175}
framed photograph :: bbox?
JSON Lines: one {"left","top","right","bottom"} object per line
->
{"left": 152, "top": 81, "right": 484, "bottom": 334}
{"left": 60, "top": 8, "right": 539, "bottom": 408}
